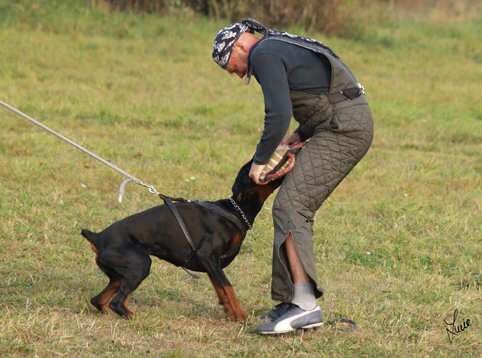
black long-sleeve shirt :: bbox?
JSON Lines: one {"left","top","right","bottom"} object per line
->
{"left": 250, "top": 39, "right": 331, "bottom": 164}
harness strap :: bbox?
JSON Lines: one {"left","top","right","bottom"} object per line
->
{"left": 162, "top": 196, "right": 198, "bottom": 265}
{"left": 193, "top": 201, "right": 248, "bottom": 235}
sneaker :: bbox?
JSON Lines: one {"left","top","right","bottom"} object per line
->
{"left": 256, "top": 304, "right": 323, "bottom": 335}
{"left": 258, "top": 302, "right": 292, "bottom": 322}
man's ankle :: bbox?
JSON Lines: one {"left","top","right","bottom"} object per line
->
{"left": 291, "top": 283, "right": 317, "bottom": 311}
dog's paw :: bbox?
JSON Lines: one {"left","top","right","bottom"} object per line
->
{"left": 109, "top": 301, "right": 134, "bottom": 319}
{"left": 225, "top": 308, "right": 248, "bottom": 322}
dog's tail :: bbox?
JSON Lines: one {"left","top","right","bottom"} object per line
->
{"left": 81, "top": 229, "right": 99, "bottom": 245}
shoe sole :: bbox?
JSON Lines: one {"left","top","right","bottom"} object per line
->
{"left": 258, "top": 322, "right": 323, "bottom": 335}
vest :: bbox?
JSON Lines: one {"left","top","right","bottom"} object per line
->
{"left": 247, "top": 35, "right": 367, "bottom": 134}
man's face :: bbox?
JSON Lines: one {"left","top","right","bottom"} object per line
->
{"left": 226, "top": 44, "right": 248, "bottom": 78}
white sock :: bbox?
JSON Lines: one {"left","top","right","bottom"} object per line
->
{"left": 291, "top": 283, "right": 317, "bottom": 311}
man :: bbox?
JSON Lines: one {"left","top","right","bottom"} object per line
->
{"left": 212, "top": 19, "right": 374, "bottom": 334}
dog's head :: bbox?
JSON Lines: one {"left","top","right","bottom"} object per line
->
{"left": 231, "top": 160, "right": 283, "bottom": 203}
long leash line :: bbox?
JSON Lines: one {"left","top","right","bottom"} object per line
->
{"left": 0, "top": 100, "right": 158, "bottom": 203}
{"left": 1, "top": 100, "right": 201, "bottom": 279}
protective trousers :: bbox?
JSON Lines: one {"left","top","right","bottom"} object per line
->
{"left": 270, "top": 92, "right": 374, "bottom": 302}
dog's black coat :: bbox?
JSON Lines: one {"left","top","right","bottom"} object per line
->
{"left": 81, "top": 161, "right": 282, "bottom": 321}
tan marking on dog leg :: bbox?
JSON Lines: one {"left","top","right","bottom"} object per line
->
{"left": 208, "top": 277, "right": 247, "bottom": 322}
{"left": 124, "top": 294, "right": 134, "bottom": 317}
{"left": 90, "top": 242, "right": 98, "bottom": 255}
{"left": 230, "top": 232, "right": 244, "bottom": 249}
{"left": 96, "top": 279, "right": 121, "bottom": 312}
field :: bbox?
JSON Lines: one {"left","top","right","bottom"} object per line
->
{"left": 0, "top": 1, "right": 481, "bottom": 357}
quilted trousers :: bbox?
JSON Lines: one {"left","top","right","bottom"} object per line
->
{"left": 270, "top": 93, "right": 374, "bottom": 302}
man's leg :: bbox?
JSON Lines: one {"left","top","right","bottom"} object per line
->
{"left": 257, "top": 231, "right": 322, "bottom": 334}
{"left": 284, "top": 233, "right": 309, "bottom": 283}
{"left": 285, "top": 233, "right": 317, "bottom": 311}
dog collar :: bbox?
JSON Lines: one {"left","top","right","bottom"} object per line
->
{"left": 229, "top": 197, "right": 253, "bottom": 230}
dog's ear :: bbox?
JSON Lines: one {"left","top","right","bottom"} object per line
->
{"left": 231, "top": 160, "right": 254, "bottom": 199}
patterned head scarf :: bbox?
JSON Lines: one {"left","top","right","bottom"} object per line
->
{"left": 212, "top": 21, "right": 252, "bottom": 69}
{"left": 212, "top": 19, "right": 271, "bottom": 85}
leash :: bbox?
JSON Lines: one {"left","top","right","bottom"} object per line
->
{"left": 1, "top": 100, "right": 204, "bottom": 279}
{"left": 0, "top": 100, "right": 160, "bottom": 203}
{"left": 1, "top": 100, "right": 205, "bottom": 279}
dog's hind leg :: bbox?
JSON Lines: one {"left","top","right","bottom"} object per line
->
{"left": 90, "top": 278, "right": 122, "bottom": 313}
{"left": 107, "top": 248, "right": 152, "bottom": 318}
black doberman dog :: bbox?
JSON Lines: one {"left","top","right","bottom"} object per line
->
{"left": 81, "top": 160, "right": 282, "bottom": 321}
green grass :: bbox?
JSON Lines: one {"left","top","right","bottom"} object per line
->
{"left": 1, "top": 1, "right": 481, "bottom": 357}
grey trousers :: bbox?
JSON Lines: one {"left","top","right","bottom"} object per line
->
{"left": 270, "top": 94, "right": 374, "bottom": 302}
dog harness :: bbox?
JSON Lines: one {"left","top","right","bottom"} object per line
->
{"left": 161, "top": 195, "right": 250, "bottom": 269}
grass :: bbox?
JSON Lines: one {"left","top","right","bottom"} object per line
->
{"left": 1, "top": 1, "right": 481, "bottom": 357}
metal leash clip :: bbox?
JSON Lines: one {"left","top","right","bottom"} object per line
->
{"left": 118, "top": 179, "right": 160, "bottom": 203}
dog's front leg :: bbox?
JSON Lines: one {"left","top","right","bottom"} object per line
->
{"left": 200, "top": 257, "right": 247, "bottom": 322}
{"left": 207, "top": 274, "right": 248, "bottom": 322}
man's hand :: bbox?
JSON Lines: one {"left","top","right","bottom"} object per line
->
{"left": 249, "top": 162, "right": 266, "bottom": 185}
{"left": 281, "top": 132, "right": 301, "bottom": 146}
{"left": 250, "top": 132, "right": 302, "bottom": 185}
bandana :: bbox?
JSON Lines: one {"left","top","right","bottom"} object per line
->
{"left": 212, "top": 22, "right": 252, "bottom": 69}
